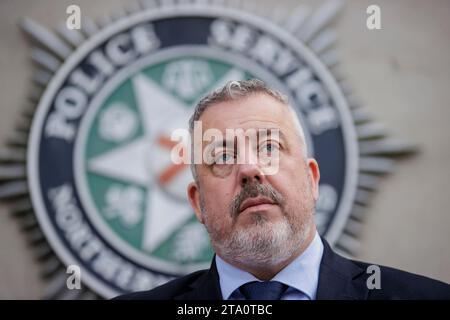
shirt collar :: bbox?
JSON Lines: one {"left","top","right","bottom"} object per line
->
{"left": 215, "top": 230, "right": 324, "bottom": 300}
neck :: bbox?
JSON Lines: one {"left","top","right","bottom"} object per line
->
{"left": 222, "top": 225, "right": 317, "bottom": 281}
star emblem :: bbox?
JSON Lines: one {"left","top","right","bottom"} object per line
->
{"left": 88, "top": 68, "right": 245, "bottom": 252}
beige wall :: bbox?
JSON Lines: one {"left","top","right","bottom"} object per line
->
{"left": 0, "top": 0, "right": 449, "bottom": 299}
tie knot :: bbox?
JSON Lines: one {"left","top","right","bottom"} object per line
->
{"left": 239, "top": 281, "right": 288, "bottom": 300}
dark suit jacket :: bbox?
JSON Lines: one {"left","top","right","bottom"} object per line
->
{"left": 114, "top": 239, "right": 450, "bottom": 300}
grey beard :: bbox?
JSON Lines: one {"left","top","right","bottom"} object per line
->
{"left": 200, "top": 179, "right": 315, "bottom": 269}
{"left": 210, "top": 214, "right": 311, "bottom": 268}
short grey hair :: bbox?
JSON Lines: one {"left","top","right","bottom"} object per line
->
{"left": 189, "top": 79, "right": 307, "bottom": 181}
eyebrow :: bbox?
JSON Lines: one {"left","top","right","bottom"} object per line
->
{"left": 206, "top": 128, "right": 286, "bottom": 151}
{"left": 262, "top": 128, "right": 286, "bottom": 142}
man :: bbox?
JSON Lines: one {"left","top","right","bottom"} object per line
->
{"left": 115, "top": 79, "right": 450, "bottom": 300}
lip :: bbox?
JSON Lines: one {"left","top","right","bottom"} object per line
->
{"left": 239, "top": 196, "right": 276, "bottom": 213}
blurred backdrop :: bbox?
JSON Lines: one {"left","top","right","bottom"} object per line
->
{"left": 0, "top": 0, "right": 449, "bottom": 299}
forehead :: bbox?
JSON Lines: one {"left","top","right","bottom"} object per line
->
{"left": 199, "top": 93, "right": 292, "bottom": 132}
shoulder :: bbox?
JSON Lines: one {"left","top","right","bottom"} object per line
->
{"left": 320, "top": 238, "right": 450, "bottom": 299}
{"left": 349, "top": 259, "right": 450, "bottom": 299}
{"left": 112, "top": 269, "right": 209, "bottom": 300}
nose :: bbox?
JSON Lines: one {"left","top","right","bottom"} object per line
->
{"left": 237, "top": 163, "right": 264, "bottom": 187}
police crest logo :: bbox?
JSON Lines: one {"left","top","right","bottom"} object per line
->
{"left": 0, "top": 0, "right": 414, "bottom": 299}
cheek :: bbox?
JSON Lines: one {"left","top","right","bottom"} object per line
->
{"left": 202, "top": 183, "right": 234, "bottom": 221}
{"left": 273, "top": 159, "right": 299, "bottom": 184}
{"left": 273, "top": 162, "right": 312, "bottom": 200}
{"left": 203, "top": 195, "right": 234, "bottom": 240}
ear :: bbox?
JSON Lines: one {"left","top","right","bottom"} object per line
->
{"left": 187, "top": 181, "right": 204, "bottom": 224}
{"left": 307, "top": 158, "right": 320, "bottom": 201}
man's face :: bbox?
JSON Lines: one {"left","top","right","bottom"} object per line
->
{"left": 187, "top": 93, "right": 320, "bottom": 267}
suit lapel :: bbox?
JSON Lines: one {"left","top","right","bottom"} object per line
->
{"left": 316, "top": 238, "right": 369, "bottom": 300}
{"left": 174, "top": 239, "right": 369, "bottom": 300}
{"left": 175, "top": 256, "right": 223, "bottom": 300}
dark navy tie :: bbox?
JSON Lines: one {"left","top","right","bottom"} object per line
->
{"left": 239, "top": 281, "right": 288, "bottom": 300}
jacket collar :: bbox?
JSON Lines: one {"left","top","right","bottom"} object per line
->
{"left": 174, "top": 238, "right": 369, "bottom": 300}
{"left": 174, "top": 256, "right": 223, "bottom": 300}
{"left": 316, "top": 238, "right": 369, "bottom": 300}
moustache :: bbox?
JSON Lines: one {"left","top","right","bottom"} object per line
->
{"left": 230, "top": 183, "right": 285, "bottom": 218}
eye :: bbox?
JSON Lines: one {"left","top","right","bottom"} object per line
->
{"left": 213, "top": 151, "right": 235, "bottom": 164}
{"left": 259, "top": 141, "right": 280, "bottom": 154}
